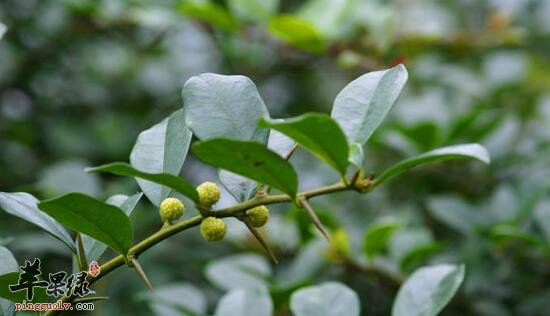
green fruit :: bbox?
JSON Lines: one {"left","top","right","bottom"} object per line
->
{"left": 200, "top": 217, "right": 227, "bottom": 241}
{"left": 196, "top": 181, "right": 221, "bottom": 206}
{"left": 159, "top": 198, "right": 185, "bottom": 224}
{"left": 246, "top": 205, "right": 269, "bottom": 227}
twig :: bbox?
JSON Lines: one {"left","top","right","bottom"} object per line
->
{"left": 44, "top": 179, "right": 370, "bottom": 315}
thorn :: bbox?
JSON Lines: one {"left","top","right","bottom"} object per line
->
{"left": 241, "top": 217, "right": 278, "bottom": 264}
{"left": 75, "top": 232, "right": 88, "bottom": 272}
{"left": 131, "top": 258, "right": 153, "bottom": 290}
{"left": 298, "top": 197, "right": 331, "bottom": 242}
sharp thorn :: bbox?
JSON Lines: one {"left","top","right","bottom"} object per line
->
{"left": 299, "top": 197, "right": 331, "bottom": 242}
{"left": 242, "top": 218, "right": 278, "bottom": 264}
{"left": 131, "top": 258, "right": 153, "bottom": 290}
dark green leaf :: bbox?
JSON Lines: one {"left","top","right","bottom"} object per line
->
{"left": 0, "top": 192, "right": 76, "bottom": 253}
{"left": 399, "top": 243, "right": 443, "bottom": 272}
{"left": 490, "top": 225, "right": 544, "bottom": 247}
{"left": 0, "top": 272, "right": 49, "bottom": 304}
{"left": 259, "top": 113, "right": 349, "bottom": 176}
{"left": 373, "top": 143, "right": 490, "bottom": 188}
{"left": 363, "top": 219, "right": 403, "bottom": 258}
{"left": 38, "top": 193, "right": 133, "bottom": 255}
{"left": 179, "top": 1, "right": 238, "bottom": 31}
{"left": 215, "top": 287, "right": 273, "bottom": 316}
{"left": 183, "top": 73, "right": 270, "bottom": 143}
{"left": 268, "top": 15, "right": 325, "bottom": 53}
{"left": 290, "top": 282, "right": 360, "bottom": 316}
{"left": 392, "top": 264, "right": 465, "bottom": 316}
{"left": 331, "top": 64, "right": 408, "bottom": 145}
{"left": 219, "top": 130, "right": 294, "bottom": 203}
{"left": 86, "top": 162, "right": 199, "bottom": 203}
{"left": 228, "top": 0, "right": 278, "bottom": 23}
{"left": 83, "top": 193, "right": 143, "bottom": 263}
{"left": 130, "top": 110, "right": 192, "bottom": 206}
{"left": 192, "top": 139, "right": 298, "bottom": 197}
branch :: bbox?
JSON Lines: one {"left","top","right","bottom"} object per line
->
{"left": 44, "top": 178, "right": 372, "bottom": 315}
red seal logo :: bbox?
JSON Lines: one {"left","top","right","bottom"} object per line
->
{"left": 89, "top": 261, "right": 100, "bottom": 277}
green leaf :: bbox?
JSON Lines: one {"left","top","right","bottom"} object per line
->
{"left": 0, "top": 247, "right": 17, "bottom": 316}
{"left": 87, "top": 162, "right": 199, "bottom": 203}
{"left": 138, "top": 283, "right": 206, "bottom": 316}
{"left": 373, "top": 143, "right": 490, "bottom": 188}
{"left": 268, "top": 15, "right": 325, "bottom": 53}
{"left": 297, "top": 0, "right": 356, "bottom": 40}
{"left": 82, "top": 193, "right": 143, "bottom": 263}
{"left": 182, "top": 73, "right": 270, "bottom": 143}
{"left": 392, "top": 264, "right": 465, "bottom": 316}
{"left": 215, "top": 287, "right": 273, "bottom": 316}
{"left": 192, "top": 138, "right": 298, "bottom": 197}
{"left": 130, "top": 110, "right": 193, "bottom": 206}
{"left": 399, "top": 243, "right": 443, "bottom": 272}
{"left": 0, "top": 272, "right": 49, "bottom": 304}
{"left": 38, "top": 193, "right": 133, "bottom": 255}
{"left": 0, "top": 192, "right": 77, "bottom": 253}
{"left": 259, "top": 113, "right": 349, "bottom": 176}
{"left": 363, "top": 219, "right": 403, "bottom": 258}
{"left": 205, "top": 254, "right": 271, "bottom": 291}
{"left": 290, "top": 282, "right": 360, "bottom": 316}
{"left": 179, "top": 1, "right": 238, "bottom": 31}
{"left": 227, "top": 0, "right": 278, "bottom": 23}
{"left": 331, "top": 64, "right": 408, "bottom": 145}
{"left": 490, "top": 224, "right": 544, "bottom": 246}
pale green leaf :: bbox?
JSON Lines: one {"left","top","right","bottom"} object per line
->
{"left": 392, "top": 264, "right": 465, "bottom": 316}
{"left": 331, "top": 64, "right": 408, "bottom": 145}
{"left": 130, "top": 110, "right": 192, "bottom": 206}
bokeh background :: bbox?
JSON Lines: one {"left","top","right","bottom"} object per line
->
{"left": 1, "top": 0, "right": 550, "bottom": 315}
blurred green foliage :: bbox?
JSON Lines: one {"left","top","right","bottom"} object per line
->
{"left": 1, "top": 0, "right": 550, "bottom": 315}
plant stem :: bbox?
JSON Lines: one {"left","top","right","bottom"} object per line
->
{"left": 44, "top": 178, "right": 370, "bottom": 316}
